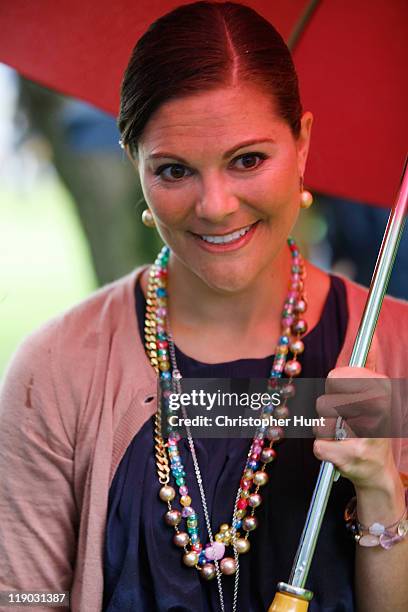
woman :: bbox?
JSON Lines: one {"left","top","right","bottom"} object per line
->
{"left": 0, "top": 2, "right": 407, "bottom": 611}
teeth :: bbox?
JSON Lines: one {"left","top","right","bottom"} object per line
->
{"left": 200, "top": 224, "right": 252, "bottom": 244}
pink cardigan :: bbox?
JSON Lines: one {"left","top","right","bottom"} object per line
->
{"left": 0, "top": 267, "right": 407, "bottom": 611}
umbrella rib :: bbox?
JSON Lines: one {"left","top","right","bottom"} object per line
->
{"left": 287, "top": 0, "right": 321, "bottom": 51}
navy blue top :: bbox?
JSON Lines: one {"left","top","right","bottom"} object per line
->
{"left": 103, "top": 275, "right": 356, "bottom": 612}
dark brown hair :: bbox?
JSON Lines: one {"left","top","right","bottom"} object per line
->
{"left": 118, "top": 1, "right": 302, "bottom": 156}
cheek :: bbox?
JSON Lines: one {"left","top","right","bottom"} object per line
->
{"left": 142, "top": 183, "right": 197, "bottom": 240}
{"left": 247, "top": 169, "right": 299, "bottom": 219}
{"left": 142, "top": 179, "right": 186, "bottom": 221}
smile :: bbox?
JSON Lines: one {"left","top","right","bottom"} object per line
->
{"left": 196, "top": 223, "right": 255, "bottom": 244}
{"left": 190, "top": 221, "right": 260, "bottom": 253}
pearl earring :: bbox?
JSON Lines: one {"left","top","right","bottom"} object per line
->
{"left": 299, "top": 177, "right": 313, "bottom": 209}
{"left": 142, "top": 209, "right": 156, "bottom": 228}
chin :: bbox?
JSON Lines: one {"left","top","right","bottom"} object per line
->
{"left": 195, "top": 261, "right": 260, "bottom": 295}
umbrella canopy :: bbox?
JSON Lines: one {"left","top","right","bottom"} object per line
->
{"left": 0, "top": 0, "right": 406, "bottom": 206}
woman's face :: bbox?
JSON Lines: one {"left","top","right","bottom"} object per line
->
{"left": 132, "top": 84, "right": 312, "bottom": 293}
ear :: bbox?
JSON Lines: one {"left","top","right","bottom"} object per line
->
{"left": 296, "top": 111, "right": 313, "bottom": 178}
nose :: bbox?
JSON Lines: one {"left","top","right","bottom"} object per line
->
{"left": 194, "top": 173, "right": 239, "bottom": 223}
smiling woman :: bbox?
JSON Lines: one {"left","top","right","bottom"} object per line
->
{"left": 1, "top": 2, "right": 408, "bottom": 612}
{"left": 129, "top": 85, "right": 313, "bottom": 308}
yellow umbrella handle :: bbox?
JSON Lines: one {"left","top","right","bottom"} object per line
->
{"left": 268, "top": 592, "right": 309, "bottom": 612}
{"left": 268, "top": 583, "right": 313, "bottom": 612}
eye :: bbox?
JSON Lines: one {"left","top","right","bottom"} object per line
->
{"left": 231, "top": 152, "right": 267, "bottom": 171}
{"left": 154, "top": 163, "right": 193, "bottom": 182}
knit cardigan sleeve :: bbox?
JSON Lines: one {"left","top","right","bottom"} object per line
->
{"left": 0, "top": 321, "right": 77, "bottom": 607}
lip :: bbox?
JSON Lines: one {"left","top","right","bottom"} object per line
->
{"left": 190, "top": 221, "right": 260, "bottom": 253}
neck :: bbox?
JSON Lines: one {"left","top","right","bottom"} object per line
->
{"left": 166, "top": 246, "right": 292, "bottom": 341}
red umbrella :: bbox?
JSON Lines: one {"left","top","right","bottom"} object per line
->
{"left": 0, "top": 0, "right": 406, "bottom": 206}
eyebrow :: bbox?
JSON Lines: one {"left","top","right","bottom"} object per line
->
{"left": 147, "top": 138, "right": 276, "bottom": 163}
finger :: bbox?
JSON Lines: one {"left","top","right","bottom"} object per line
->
{"left": 316, "top": 390, "right": 389, "bottom": 419}
{"left": 325, "top": 368, "right": 387, "bottom": 395}
{"left": 313, "top": 437, "right": 367, "bottom": 469}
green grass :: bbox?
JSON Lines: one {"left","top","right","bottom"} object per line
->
{"left": 0, "top": 175, "right": 97, "bottom": 376}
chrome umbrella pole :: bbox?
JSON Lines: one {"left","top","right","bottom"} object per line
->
{"left": 268, "top": 158, "right": 408, "bottom": 611}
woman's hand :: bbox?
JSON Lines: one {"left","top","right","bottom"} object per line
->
{"left": 312, "top": 364, "right": 406, "bottom": 526}
{"left": 313, "top": 365, "right": 396, "bottom": 491}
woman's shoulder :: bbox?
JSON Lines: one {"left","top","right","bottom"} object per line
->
{"left": 2, "top": 266, "right": 147, "bottom": 389}
{"left": 338, "top": 273, "right": 408, "bottom": 325}
{"left": 333, "top": 273, "right": 408, "bottom": 374}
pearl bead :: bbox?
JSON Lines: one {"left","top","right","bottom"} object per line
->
{"left": 183, "top": 551, "right": 199, "bottom": 567}
{"left": 260, "top": 447, "right": 276, "bottom": 463}
{"left": 242, "top": 516, "right": 258, "bottom": 532}
{"left": 248, "top": 493, "right": 262, "bottom": 508}
{"left": 266, "top": 426, "right": 283, "bottom": 441}
{"left": 300, "top": 190, "right": 313, "bottom": 208}
{"left": 284, "top": 359, "right": 302, "bottom": 377}
{"left": 220, "top": 557, "right": 237, "bottom": 575}
{"left": 292, "top": 319, "right": 308, "bottom": 335}
{"left": 295, "top": 299, "right": 307, "bottom": 314}
{"left": 253, "top": 471, "right": 269, "bottom": 486}
{"left": 274, "top": 405, "right": 290, "bottom": 419}
{"left": 234, "top": 537, "right": 251, "bottom": 554}
{"left": 164, "top": 509, "right": 181, "bottom": 526}
{"left": 289, "top": 339, "right": 304, "bottom": 354}
{"left": 159, "top": 485, "right": 175, "bottom": 502}
{"left": 201, "top": 563, "right": 216, "bottom": 580}
{"left": 173, "top": 531, "right": 189, "bottom": 547}
{"left": 180, "top": 495, "right": 192, "bottom": 507}
{"left": 281, "top": 384, "right": 295, "bottom": 399}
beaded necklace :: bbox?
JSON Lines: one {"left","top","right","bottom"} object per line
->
{"left": 144, "top": 238, "right": 307, "bottom": 611}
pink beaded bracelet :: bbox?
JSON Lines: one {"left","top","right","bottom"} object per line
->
{"left": 344, "top": 489, "right": 408, "bottom": 549}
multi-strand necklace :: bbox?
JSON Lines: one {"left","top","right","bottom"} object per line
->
{"left": 144, "top": 238, "right": 307, "bottom": 612}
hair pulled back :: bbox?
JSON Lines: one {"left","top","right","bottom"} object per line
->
{"left": 118, "top": 1, "right": 302, "bottom": 156}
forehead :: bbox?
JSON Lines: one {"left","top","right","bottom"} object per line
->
{"left": 138, "top": 84, "right": 289, "bottom": 155}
